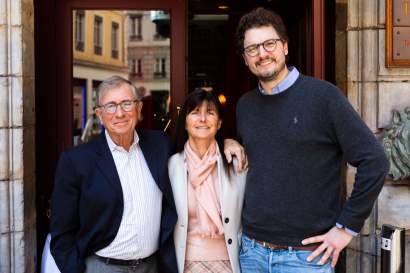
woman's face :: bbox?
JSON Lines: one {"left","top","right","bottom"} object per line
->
{"left": 185, "top": 101, "right": 222, "bottom": 142}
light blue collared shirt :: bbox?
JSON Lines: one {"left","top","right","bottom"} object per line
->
{"left": 258, "top": 66, "right": 299, "bottom": 95}
{"left": 336, "top": 223, "right": 358, "bottom": 236}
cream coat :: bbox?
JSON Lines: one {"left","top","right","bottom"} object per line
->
{"left": 169, "top": 151, "right": 246, "bottom": 273}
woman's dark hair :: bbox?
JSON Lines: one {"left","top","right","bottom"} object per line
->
{"left": 173, "top": 88, "right": 230, "bottom": 168}
{"left": 236, "top": 7, "right": 288, "bottom": 54}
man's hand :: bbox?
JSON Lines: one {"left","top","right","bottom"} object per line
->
{"left": 223, "top": 138, "right": 248, "bottom": 171}
{"left": 301, "top": 226, "right": 353, "bottom": 267}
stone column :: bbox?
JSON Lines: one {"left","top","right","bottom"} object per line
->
{"left": 347, "top": 0, "right": 410, "bottom": 273}
{"left": 346, "top": 0, "right": 381, "bottom": 273}
{"left": 347, "top": 0, "right": 379, "bottom": 130}
{"left": 376, "top": 0, "right": 410, "bottom": 272}
{"left": 0, "top": 0, "right": 35, "bottom": 272}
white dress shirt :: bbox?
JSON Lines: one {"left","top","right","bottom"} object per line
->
{"left": 96, "top": 130, "right": 162, "bottom": 259}
{"left": 41, "top": 234, "right": 61, "bottom": 273}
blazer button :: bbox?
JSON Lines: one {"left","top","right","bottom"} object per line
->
{"left": 224, "top": 217, "right": 229, "bottom": 223}
{"left": 228, "top": 238, "right": 232, "bottom": 244}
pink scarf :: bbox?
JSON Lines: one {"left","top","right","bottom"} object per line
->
{"left": 184, "top": 140, "right": 224, "bottom": 238}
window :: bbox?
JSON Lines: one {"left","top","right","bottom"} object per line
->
{"left": 130, "top": 15, "right": 142, "bottom": 41}
{"left": 130, "top": 59, "right": 143, "bottom": 78}
{"left": 155, "top": 58, "right": 160, "bottom": 73}
{"left": 154, "top": 58, "right": 166, "bottom": 78}
{"left": 75, "top": 11, "right": 85, "bottom": 51}
{"left": 137, "top": 59, "right": 142, "bottom": 76}
{"left": 111, "top": 22, "right": 119, "bottom": 59}
{"left": 131, "top": 59, "right": 136, "bottom": 73}
{"left": 94, "top": 16, "right": 103, "bottom": 55}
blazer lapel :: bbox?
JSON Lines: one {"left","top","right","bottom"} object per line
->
{"left": 175, "top": 154, "right": 188, "bottom": 225}
{"left": 138, "top": 131, "right": 160, "bottom": 187}
{"left": 95, "top": 133, "right": 123, "bottom": 194}
{"left": 217, "top": 153, "right": 227, "bottom": 213}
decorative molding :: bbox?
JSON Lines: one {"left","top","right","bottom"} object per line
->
{"left": 381, "top": 107, "right": 410, "bottom": 182}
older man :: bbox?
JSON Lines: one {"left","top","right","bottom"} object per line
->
{"left": 50, "top": 76, "right": 177, "bottom": 273}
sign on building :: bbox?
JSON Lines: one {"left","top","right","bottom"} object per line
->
{"left": 387, "top": 0, "right": 410, "bottom": 66}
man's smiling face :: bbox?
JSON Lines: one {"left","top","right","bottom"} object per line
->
{"left": 242, "top": 25, "right": 288, "bottom": 83}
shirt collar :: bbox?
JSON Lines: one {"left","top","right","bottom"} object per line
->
{"left": 105, "top": 130, "right": 139, "bottom": 152}
{"left": 258, "top": 66, "right": 299, "bottom": 95}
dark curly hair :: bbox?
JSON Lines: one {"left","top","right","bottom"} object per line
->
{"left": 236, "top": 7, "right": 288, "bottom": 54}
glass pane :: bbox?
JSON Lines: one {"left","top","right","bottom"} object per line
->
{"left": 72, "top": 9, "right": 171, "bottom": 145}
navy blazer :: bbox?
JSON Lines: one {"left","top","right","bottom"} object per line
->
{"left": 50, "top": 129, "right": 178, "bottom": 273}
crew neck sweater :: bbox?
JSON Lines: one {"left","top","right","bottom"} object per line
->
{"left": 236, "top": 74, "right": 389, "bottom": 246}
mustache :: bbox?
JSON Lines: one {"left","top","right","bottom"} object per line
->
{"left": 256, "top": 57, "right": 275, "bottom": 66}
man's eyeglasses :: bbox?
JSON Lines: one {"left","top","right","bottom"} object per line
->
{"left": 243, "top": 38, "right": 283, "bottom": 57}
{"left": 94, "top": 99, "right": 139, "bottom": 114}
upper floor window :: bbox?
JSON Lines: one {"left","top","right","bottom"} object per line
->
{"left": 94, "top": 16, "right": 103, "bottom": 55}
{"left": 75, "top": 10, "right": 85, "bottom": 51}
{"left": 111, "top": 22, "right": 119, "bottom": 59}
{"left": 131, "top": 59, "right": 136, "bottom": 73}
{"left": 137, "top": 59, "right": 142, "bottom": 77}
{"left": 154, "top": 58, "right": 166, "bottom": 78}
{"left": 130, "top": 15, "right": 142, "bottom": 41}
{"left": 130, "top": 59, "right": 143, "bottom": 78}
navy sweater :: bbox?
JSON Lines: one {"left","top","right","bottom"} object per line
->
{"left": 236, "top": 74, "right": 389, "bottom": 246}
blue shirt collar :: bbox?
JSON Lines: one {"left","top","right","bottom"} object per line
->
{"left": 258, "top": 66, "right": 299, "bottom": 95}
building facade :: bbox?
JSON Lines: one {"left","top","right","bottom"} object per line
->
{"left": 125, "top": 10, "right": 171, "bottom": 130}
{"left": 72, "top": 10, "right": 128, "bottom": 143}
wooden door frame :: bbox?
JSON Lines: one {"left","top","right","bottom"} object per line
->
{"left": 312, "top": 0, "right": 325, "bottom": 80}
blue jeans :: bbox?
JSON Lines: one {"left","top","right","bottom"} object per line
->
{"left": 239, "top": 234, "right": 334, "bottom": 273}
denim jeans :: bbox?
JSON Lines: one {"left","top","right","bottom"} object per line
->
{"left": 239, "top": 234, "right": 334, "bottom": 273}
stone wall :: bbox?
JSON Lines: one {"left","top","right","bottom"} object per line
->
{"left": 346, "top": 0, "right": 410, "bottom": 272}
{"left": 0, "top": 0, "right": 35, "bottom": 272}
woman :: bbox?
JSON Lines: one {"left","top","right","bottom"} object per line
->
{"left": 169, "top": 89, "right": 246, "bottom": 273}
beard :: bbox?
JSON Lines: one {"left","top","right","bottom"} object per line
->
{"left": 256, "top": 57, "right": 287, "bottom": 83}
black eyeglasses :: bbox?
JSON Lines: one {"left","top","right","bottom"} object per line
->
{"left": 94, "top": 99, "right": 139, "bottom": 114}
{"left": 243, "top": 38, "right": 283, "bottom": 57}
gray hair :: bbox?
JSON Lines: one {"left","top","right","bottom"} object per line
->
{"left": 97, "top": 75, "right": 139, "bottom": 105}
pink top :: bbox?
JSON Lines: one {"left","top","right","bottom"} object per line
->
{"left": 184, "top": 141, "right": 229, "bottom": 261}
